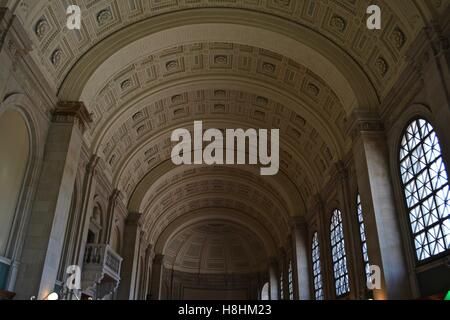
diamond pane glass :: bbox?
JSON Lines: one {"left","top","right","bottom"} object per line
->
{"left": 330, "top": 209, "right": 350, "bottom": 296}
{"left": 356, "top": 194, "right": 371, "bottom": 283}
{"left": 288, "top": 260, "right": 294, "bottom": 300}
{"left": 311, "top": 232, "right": 324, "bottom": 300}
{"left": 280, "top": 271, "right": 284, "bottom": 299}
{"left": 399, "top": 119, "right": 450, "bottom": 261}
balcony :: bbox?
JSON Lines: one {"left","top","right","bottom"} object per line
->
{"left": 82, "top": 244, "right": 123, "bottom": 299}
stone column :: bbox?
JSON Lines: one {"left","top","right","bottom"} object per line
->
{"left": 150, "top": 254, "right": 164, "bottom": 300}
{"left": 268, "top": 258, "right": 279, "bottom": 300}
{"left": 103, "top": 189, "right": 121, "bottom": 245}
{"left": 313, "top": 194, "right": 334, "bottom": 299}
{"left": 117, "top": 212, "right": 142, "bottom": 300}
{"left": 141, "top": 245, "right": 152, "bottom": 300}
{"left": 15, "top": 102, "right": 91, "bottom": 300}
{"left": 132, "top": 231, "right": 144, "bottom": 300}
{"left": 279, "top": 250, "right": 288, "bottom": 300}
{"left": 72, "top": 155, "right": 99, "bottom": 268}
{"left": 350, "top": 111, "right": 410, "bottom": 299}
{"left": 291, "top": 218, "right": 311, "bottom": 300}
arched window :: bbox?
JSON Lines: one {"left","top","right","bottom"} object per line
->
{"left": 261, "top": 282, "right": 269, "bottom": 300}
{"left": 288, "top": 260, "right": 294, "bottom": 300}
{"left": 279, "top": 271, "right": 284, "bottom": 299}
{"left": 399, "top": 118, "right": 450, "bottom": 261}
{"left": 330, "top": 209, "right": 350, "bottom": 296}
{"left": 311, "top": 232, "right": 324, "bottom": 300}
{"left": 356, "top": 194, "right": 371, "bottom": 283}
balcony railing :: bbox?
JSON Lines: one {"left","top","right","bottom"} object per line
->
{"left": 83, "top": 244, "right": 122, "bottom": 281}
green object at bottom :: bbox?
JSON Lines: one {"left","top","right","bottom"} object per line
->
{"left": 445, "top": 290, "right": 450, "bottom": 300}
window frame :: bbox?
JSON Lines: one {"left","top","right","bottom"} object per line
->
{"left": 356, "top": 193, "right": 371, "bottom": 285}
{"left": 329, "top": 208, "right": 350, "bottom": 297}
{"left": 279, "top": 270, "right": 284, "bottom": 300}
{"left": 311, "top": 231, "right": 324, "bottom": 300}
{"left": 398, "top": 117, "right": 450, "bottom": 264}
{"left": 288, "top": 259, "right": 294, "bottom": 300}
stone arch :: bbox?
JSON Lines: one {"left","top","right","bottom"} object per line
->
{"left": 0, "top": 93, "right": 43, "bottom": 291}
{"left": 153, "top": 208, "right": 278, "bottom": 259}
{"left": 0, "top": 109, "right": 30, "bottom": 256}
{"left": 58, "top": 11, "right": 373, "bottom": 110}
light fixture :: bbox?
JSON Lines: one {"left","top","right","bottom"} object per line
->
{"left": 45, "top": 292, "right": 59, "bottom": 301}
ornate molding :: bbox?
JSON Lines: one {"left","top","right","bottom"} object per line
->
{"left": 0, "top": 8, "right": 11, "bottom": 50}
{"left": 425, "top": 21, "right": 450, "bottom": 57}
{"left": 86, "top": 155, "right": 100, "bottom": 175}
{"left": 52, "top": 101, "right": 93, "bottom": 132}
{"left": 329, "top": 160, "right": 349, "bottom": 183}
{"left": 109, "top": 188, "right": 121, "bottom": 207}
{"left": 0, "top": 8, "right": 31, "bottom": 60}
{"left": 153, "top": 254, "right": 164, "bottom": 265}
{"left": 291, "top": 216, "right": 307, "bottom": 231}
{"left": 125, "top": 212, "right": 142, "bottom": 227}
{"left": 307, "top": 193, "right": 323, "bottom": 216}
{"left": 347, "top": 110, "right": 385, "bottom": 141}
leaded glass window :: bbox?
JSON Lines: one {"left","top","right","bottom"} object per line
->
{"left": 280, "top": 271, "right": 284, "bottom": 299}
{"left": 311, "top": 232, "right": 324, "bottom": 300}
{"left": 261, "top": 282, "right": 269, "bottom": 301}
{"left": 330, "top": 209, "right": 350, "bottom": 296}
{"left": 399, "top": 118, "right": 450, "bottom": 261}
{"left": 356, "top": 194, "right": 371, "bottom": 282}
{"left": 288, "top": 260, "right": 294, "bottom": 300}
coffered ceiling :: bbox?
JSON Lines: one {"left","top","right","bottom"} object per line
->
{"left": 164, "top": 222, "right": 267, "bottom": 274}
{"left": 6, "top": 0, "right": 449, "bottom": 259}
{"left": 16, "top": 0, "right": 443, "bottom": 98}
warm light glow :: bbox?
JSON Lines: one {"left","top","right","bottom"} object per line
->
{"left": 46, "top": 292, "right": 59, "bottom": 301}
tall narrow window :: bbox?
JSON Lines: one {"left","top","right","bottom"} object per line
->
{"left": 280, "top": 271, "right": 284, "bottom": 299}
{"left": 288, "top": 260, "right": 294, "bottom": 300}
{"left": 330, "top": 209, "right": 350, "bottom": 296}
{"left": 399, "top": 118, "right": 450, "bottom": 261}
{"left": 356, "top": 194, "right": 371, "bottom": 283}
{"left": 261, "top": 282, "right": 269, "bottom": 301}
{"left": 311, "top": 232, "right": 324, "bottom": 300}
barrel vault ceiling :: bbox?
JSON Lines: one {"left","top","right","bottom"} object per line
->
{"left": 7, "top": 0, "right": 449, "bottom": 272}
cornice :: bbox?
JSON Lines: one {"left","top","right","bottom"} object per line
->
{"left": 52, "top": 101, "right": 93, "bottom": 133}
{"left": 346, "top": 110, "right": 385, "bottom": 142}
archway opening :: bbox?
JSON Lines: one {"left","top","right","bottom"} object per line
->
{"left": 0, "top": 110, "right": 30, "bottom": 255}
{"left": 0, "top": 110, "right": 30, "bottom": 289}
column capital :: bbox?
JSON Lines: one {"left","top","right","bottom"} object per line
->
{"left": 52, "top": 101, "right": 93, "bottom": 133}
{"left": 308, "top": 193, "right": 323, "bottom": 212}
{"left": 145, "top": 244, "right": 154, "bottom": 256}
{"left": 329, "top": 160, "right": 349, "bottom": 183}
{"left": 347, "top": 110, "right": 384, "bottom": 141}
{"left": 153, "top": 254, "right": 165, "bottom": 265}
{"left": 86, "top": 155, "right": 100, "bottom": 175}
{"left": 268, "top": 257, "right": 279, "bottom": 267}
{"left": 424, "top": 22, "right": 449, "bottom": 56}
{"left": 109, "top": 188, "right": 121, "bottom": 205}
{"left": 126, "top": 212, "right": 142, "bottom": 226}
{"left": 290, "top": 216, "right": 307, "bottom": 230}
